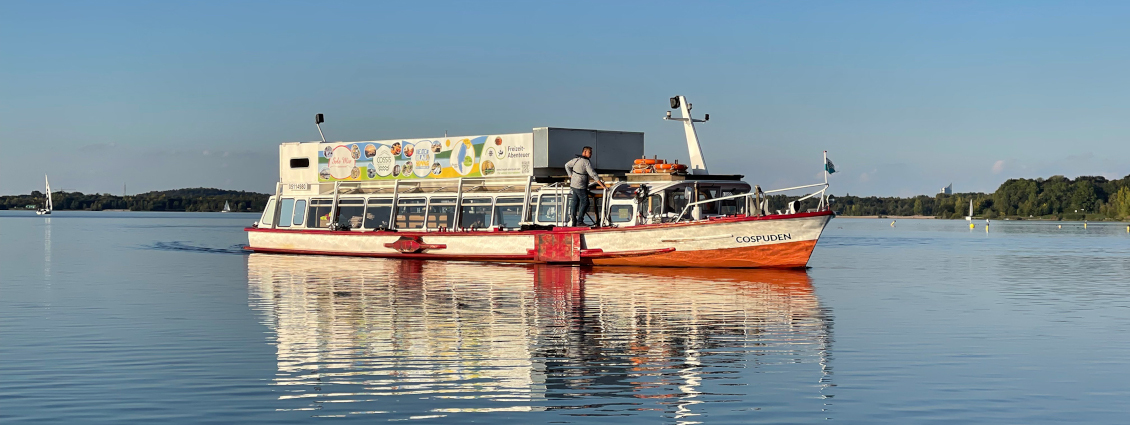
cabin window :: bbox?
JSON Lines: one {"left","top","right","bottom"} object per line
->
{"left": 362, "top": 198, "right": 393, "bottom": 230}
{"left": 666, "top": 187, "right": 690, "bottom": 216}
{"left": 718, "top": 187, "right": 748, "bottom": 215}
{"left": 292, "top": 199, "right": 307, "bottom": 226}
{"left": 426, "top": 198, "right": 457, "bottom": 230}
{"left": 289, "top": 158, "right": 310, "bottom": 168}
{"left": 645, "top": 193, "right": 663, "bottom": 217}
{"left": 336, "top": 199, "right": 366, "bottom": 229}
{"left": 459, "top": 197, "right": 493, "bottom": 229}
{"left": 307, "top": 199, "right": 333, "bottom": 228}
{"left": 696, "top": 188, "right": 718, "bottom": 215}
{"left": 277, "top": 198, "right": 295, "bottom": 227}
{"left": 395, "top": 198, "right": 427, "bottom": 230}
{"left": 260, "top": 199, "right": 276, "bottom": 226}
{"left": 494, "top": 197, "right": 525, "bottom": 228}
{"left": 612, "top": 184, "right": 642, "bottom": 200}
{"left": 609, "top": 204, "right": 634, "bottom": 223}
{"left": 537, "top": 194, "right": 572, "bottom": 223}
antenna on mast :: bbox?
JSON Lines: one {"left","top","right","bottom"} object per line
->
{"left": 663, "top": 95, "right": 710, "bottom": 175}
{"left": 315, "top": 113, "right": 327, "bottom": 143}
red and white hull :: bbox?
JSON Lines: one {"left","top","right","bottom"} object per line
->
{"left": 245, "top": 211, "right": 832, "bottom": 268}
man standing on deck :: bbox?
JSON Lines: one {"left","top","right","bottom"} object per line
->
{"left": 565, "top": 146, "right": 606, "bottom": 227}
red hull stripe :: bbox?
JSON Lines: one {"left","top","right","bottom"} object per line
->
{"left": 245, "top": 210, "right": 833, "bottom": 237}
{"left": 242, "top": 246, "right": 538, "bottom": 262}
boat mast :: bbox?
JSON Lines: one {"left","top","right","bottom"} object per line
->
{"left": 664, "top": 96, "right": 710, "bottom": 175}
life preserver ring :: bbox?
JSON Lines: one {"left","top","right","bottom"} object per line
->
{"left": 656, "top": 163, "right": 673, "bottom": 170}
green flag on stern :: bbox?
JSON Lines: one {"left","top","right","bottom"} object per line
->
{"left": 825, "top": 157, "right": 836, "bottom": 174}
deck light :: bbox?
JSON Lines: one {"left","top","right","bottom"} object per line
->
{"left": 315, "top": 113, "right": 327, "bottom": 143}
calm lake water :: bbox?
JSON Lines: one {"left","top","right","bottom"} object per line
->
{"left": 2, "top": 211, "right": 1130, "bottom": 423}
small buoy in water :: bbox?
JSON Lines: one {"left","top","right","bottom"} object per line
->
{"left": 1084, "top": 222, "right": 1088, "bottom": 229}
{"left": 891, "top": 220, "right": 896, "bottom": 227}
{"left": 969, "top": 223, "right": 975, "bottom": 229}
{"left": 1058, "top": 224, "right": 1062, "bottom": 229}
{"left": 1126, "top": 225, "right": 1129, "bottom": 233}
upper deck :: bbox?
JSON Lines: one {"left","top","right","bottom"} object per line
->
{"left": 276, "top": 127, "right": 645, "bottom": 197}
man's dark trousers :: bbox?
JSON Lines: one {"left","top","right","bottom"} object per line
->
{"left": 570, "top": 187, "right": 588, "bottom": 226}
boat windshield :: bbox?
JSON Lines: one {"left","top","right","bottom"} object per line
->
{"left": 277, "top": 199, "right": 295, "bottom": 227}
{"left": 261, "top": 199, "right": 276, "bottom": 226}
{"left": 292, "top": 199, "right": 306, "bottom": 226}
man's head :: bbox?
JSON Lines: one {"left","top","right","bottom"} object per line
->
{"left": 581, "top": 146, "right": 593, "bottom": 158}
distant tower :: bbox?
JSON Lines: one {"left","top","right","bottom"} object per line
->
{"left": 940, "top": 183, "right": 952, "bottom": 195}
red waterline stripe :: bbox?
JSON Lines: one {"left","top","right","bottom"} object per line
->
{"left": 244, "top": 210, "right": 833, "bottom": 237}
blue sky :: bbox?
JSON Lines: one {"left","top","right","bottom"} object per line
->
{"left": 2, "top": 1, "right": 1128, "bottom": 196}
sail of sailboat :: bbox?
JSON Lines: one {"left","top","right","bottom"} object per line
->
{"left": 36, "top": 175, "right": 53, "bottom": 215}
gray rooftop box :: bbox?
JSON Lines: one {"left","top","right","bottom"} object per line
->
{"left": 532, "top": 127, "right": 644, "bottom": 176}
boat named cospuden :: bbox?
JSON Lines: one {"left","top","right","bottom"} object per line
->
{"left": 244, "top": 96, "right": 834, "bottom": 268}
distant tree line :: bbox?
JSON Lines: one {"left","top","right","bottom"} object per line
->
{"left": 0, "top": 188, "right": 269, "bottom": 212}
{"left": 5, "top": 175, "right": 1130, "bottom": 220}
{"left": 816, "top": 174, "right": 1130, "bottom": 220}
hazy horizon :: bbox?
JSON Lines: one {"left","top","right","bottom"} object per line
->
{"left": 3, "top": 1, "right": 1128, "bottom": 197}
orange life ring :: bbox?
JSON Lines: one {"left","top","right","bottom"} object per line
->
{"left": 633, "top": 158, "right": 648, "bottom": 165}
{"left": 631, "top": 168, "right": 647, "bottom": 174}
{"left": 671, "top": 164, "right": 688, "bottom": 171}
{"left": 642, "top": 158, "right": 657, "bottom": 165}
{"left": 656, "top": 163, "right": 673, "bottom": 170}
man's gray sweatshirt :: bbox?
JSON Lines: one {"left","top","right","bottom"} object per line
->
{"left": 564, "top": 156, "right": 599, "bottom": 190}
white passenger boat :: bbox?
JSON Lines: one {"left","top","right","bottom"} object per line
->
{"left": 245, "top": 96, "right": 835, "bottom": 268}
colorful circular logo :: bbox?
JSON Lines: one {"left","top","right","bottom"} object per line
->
{"left": 328, "top": 145, "right": 356, "bottom": 179}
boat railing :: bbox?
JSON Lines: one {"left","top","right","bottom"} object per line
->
{"left": 674, "top": 182, "right": 829, "bottom": 223}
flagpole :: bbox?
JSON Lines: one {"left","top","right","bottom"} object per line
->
{"left": 823, "top": 150, "right": 828, "bottom": 210}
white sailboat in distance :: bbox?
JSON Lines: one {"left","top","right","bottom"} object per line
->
{"left": 965, "top": 199, "right": 973, "bottom": 221}
{"left": 36, "top": 175, "right": 53, "bottom": 215}
{"left": 222, "top": 201, "right": 232, "bottom": 213}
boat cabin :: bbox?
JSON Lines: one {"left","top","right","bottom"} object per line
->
{"left": 257, "top": 97, "right": 831, "bottom": 233}
{"left": 257, "top": 126, "right": 769, "bottom": 232}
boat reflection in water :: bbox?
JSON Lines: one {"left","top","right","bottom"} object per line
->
{"left": 248, "top": 254, "right": 834, "bottom": 421}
